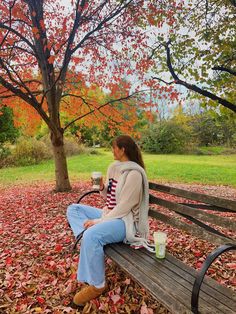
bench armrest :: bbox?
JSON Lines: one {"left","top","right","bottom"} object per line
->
{"left": 191, "top": 242, "right": 236, "bottom": 314}
{"left": 77, "top": 190, "right": 100, "bottom": 204}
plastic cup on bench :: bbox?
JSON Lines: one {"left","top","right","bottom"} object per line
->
{"left": 154, "top": 231, "right": 167, "bottom": 259}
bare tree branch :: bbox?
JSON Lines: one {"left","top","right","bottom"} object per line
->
{"left": 152, "top": 77, "right": 175, "bottom": 85}
{"left": 0, "top": 75, "right": 56, "bottom": 132}
{"left": 165, "top": 41, "right": 236, "bottom": 113}
{"left": 0, "top": 90, "right": 42, "bottom": 99}
{"left": 148, "top": 43, "right": 162, "bottom": 60}
{"left": 0, "top": 22, "right": 35, "bottom": 53}
{"left": 212, "top": 66, "right": 236, "bottom": 76}
{"left": 63, "top": 91, "right": 143, "bottom": 131}
{"left": 0, "top": 0, "right": 17, "bottom": 47}
{"left": 71, "top": 1, "right": 134, "bottom": 55}
{"left": 57, "top": 0, "right": 134, "bottom": 98}
{"left": 57, "top": 0, "right": 88, "bottom": 93}
{"left": 0, "top": 57, "right": 38, "bottom": 103}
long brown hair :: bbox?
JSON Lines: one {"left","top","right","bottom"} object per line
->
{"left": 112, "top": 135, "right": 145, "bottom": 169}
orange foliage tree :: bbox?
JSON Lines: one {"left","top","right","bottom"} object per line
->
{"left": 0, "top": 0, "right": 175, "bottom": 191}
{"left": 61, "top": 77, "right": 141, "bottom": 138}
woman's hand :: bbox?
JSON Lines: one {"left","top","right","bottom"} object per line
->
{"left": 84, "top": 219, "right": 97, "bottom": 229}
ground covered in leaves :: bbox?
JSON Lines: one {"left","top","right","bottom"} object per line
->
{"left": 0, "top": 182, "right": 235, "bottom": 313}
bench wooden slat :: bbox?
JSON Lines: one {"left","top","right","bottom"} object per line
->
{"left": 149, "top": 182, "right": 236, "bottom": 212}
{"left": 105, "top": 244, "right": 236, "bottom": 314}
{"left": 134, "top": 249, "right": 233, "bottom": 314}
{"left": 149, "top": 194, "right": 236, "bottom": 232}
{"left": 105, "top": 245, "right": 192, "bottom": 314}
{"left": 134, "top": 248, "right": 236, "bottom": 310}
{"left": 149, "top": 209, "right": 230, "bottom": 245}
{"left": 162, "top": 252, "right": 236, "bottom": 302}
{"left": 122, "top": 247, "right": 217, "bottom": 313}
{"left": 179, "top": 203, "right": 235, "bottom": 213}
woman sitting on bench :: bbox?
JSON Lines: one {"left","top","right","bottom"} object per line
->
{"left": 67, "top": 135, "right": 150, "bottom": 307}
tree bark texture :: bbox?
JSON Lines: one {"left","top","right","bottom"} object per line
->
{"left": 51, "top": 131, "right": 71, "bottom": 191}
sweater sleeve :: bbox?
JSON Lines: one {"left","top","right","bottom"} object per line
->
{"left": 101, "top": 170, "right": 142, "bottom": 220}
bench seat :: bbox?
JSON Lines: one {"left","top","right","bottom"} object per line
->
{"left": 105, "top": 243, "right": 236, "bottom": 314}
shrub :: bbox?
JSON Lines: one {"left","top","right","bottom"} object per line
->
{"left": 41, "top": 135, "right": 89, "bottom": 157}
{"left": 88, "top": 148, "right": 100, "bottom": 155}
{"left": 10, "top": 137, "right": 53, "bottom": 166}
{"left": 0, "top": 146, "right": 11, "bottom": 168}
{"left": 141, "top": 120, "right": 193, "bottom": 154}
{"left": 64, "top": 138, "right": 87, "bottom": 156}
{"left": 0, "top": 135, "right": 102, "bottom": 168}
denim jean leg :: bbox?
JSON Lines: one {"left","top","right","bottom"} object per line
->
{"left": 67, "top": 203, "right": 102, "bottom": 238}
{"left": 78, "top": 219, "right": 126, "bottom": 286}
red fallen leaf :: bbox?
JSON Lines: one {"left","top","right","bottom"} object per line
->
{"left": 123, "top": 278, "right": 130, "bottom": 285}
{"left": 194, "top": 251, "right": 202, "bottom": 257}
{"left": 5, "top": 257, "right": 13, "bottom": 265}
{"left": 98, "top": 302, "right": 106, "bottom": 311}
{"left": 207, "top": 268, "right": 216, "bottom": 275}
{"left": 55, "top": 244, "right": 63, "bottom": 252}
{"left": 63, "top": 281, "right": 73, "bottom": 294}
{"left": 91, "top": 299, "right": 100, "bottom": 308}
{"left": 218, "top": 278, "right": 228, "bottom": 285}
{"left": 36, "top": 296, "right": 45, "bottom": 304}
{"left": 106, "top": 258, "right": 113, "bottom": 265}
{"left": 70, "top": 273, "right": 77, "bottom": 280}
{"left": 231, "top": 277, "right": 236, "bottom": 285}
{"left": 196, "top": 261, "right": 203, "bottom": 269}
{"left": 111, "top": 294, "right": 121, "bottom": 304}
{"left": 38, "top": 234, "right": 48, "bottom": 239}
{"left": 140, "top": 303, "right": 154, "bottom": 314}
{"left": 226, "top": 263, "right": 236, "bottom": 270}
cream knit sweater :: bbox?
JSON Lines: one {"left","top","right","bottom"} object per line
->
{"left": 96, "top": 161, "right": 150, "bottom": 247}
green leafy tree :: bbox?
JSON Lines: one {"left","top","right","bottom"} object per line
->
{"left": 147, "top": 0, "right": 236, "bottom": 113}
{"left": 141, "top": 119, "right": 192, "bottom": 154}
{"left": 191, "top": 112, "right": 219, "bottom": 146}
{"left": 191, "top": 109, "right": 236, "bottom": 147}
{"left": 0, "top": 106, "right": 19, "bottom": 145}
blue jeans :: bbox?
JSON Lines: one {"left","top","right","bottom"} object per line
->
{"left": 67, "top": 204, "right": 126, "bottom": 286}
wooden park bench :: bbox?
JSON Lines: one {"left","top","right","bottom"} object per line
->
{"left": 73, "top": 182, "right": 236, "bottom": 314}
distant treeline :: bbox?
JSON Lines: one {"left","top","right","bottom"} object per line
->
{"left": 76, "top": 108, "right": 236, "bottom": 154}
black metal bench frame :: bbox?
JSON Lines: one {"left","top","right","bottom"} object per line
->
{"left": 72, "top": 183, "right": 236, "bottom": 314}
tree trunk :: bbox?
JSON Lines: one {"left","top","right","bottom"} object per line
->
{"left": 50, "top": 130, "right": 71, "bottom": 192}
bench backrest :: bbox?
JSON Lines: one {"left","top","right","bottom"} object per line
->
{"left": 148, "top": 182, "right": 236, "bottom": 246}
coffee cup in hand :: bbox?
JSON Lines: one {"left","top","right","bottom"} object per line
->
{"left": 91, "top": 172, "right": 102, "bottom": 190}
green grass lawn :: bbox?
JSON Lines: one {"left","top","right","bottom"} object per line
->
{"left": 0, "top": 149, "right": 236, "bottom": 187}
